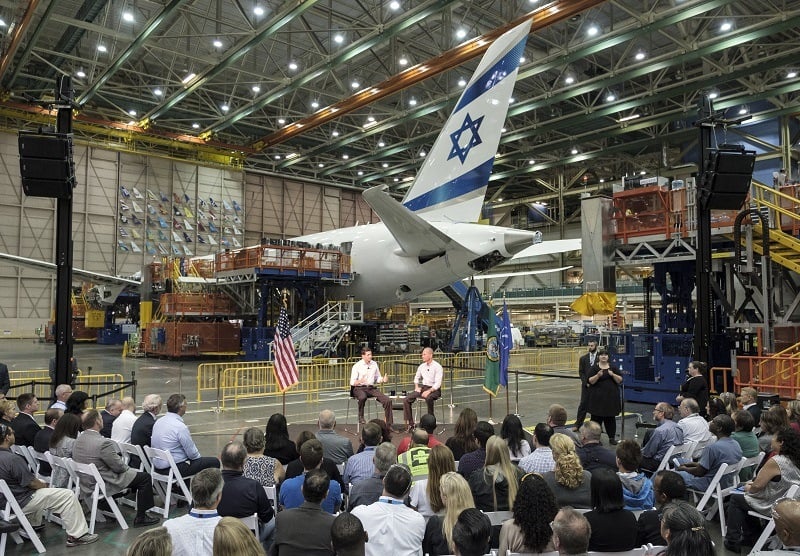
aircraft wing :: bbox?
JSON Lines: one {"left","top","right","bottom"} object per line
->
{"left": 467, "top": 266, "right": 574, "bottom": 281}
{"left": 0, "top": 251, "right": 141, "bottom": 287}
{"left": 504, "top": 238, "right": 581, "bottom": 264}
{"left": 362, "top": 185, "right": 467, "bottom": 258}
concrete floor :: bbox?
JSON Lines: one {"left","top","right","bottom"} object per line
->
{"left": 0, "top": 340, "right": 732, "bottom": 555}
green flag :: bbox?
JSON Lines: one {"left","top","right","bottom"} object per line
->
{"left": 483, "top": 307, "right": 500, "bottom": 396}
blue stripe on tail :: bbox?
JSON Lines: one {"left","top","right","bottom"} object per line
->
{"left": 403, "top": 158, "right": 495, "bottom": 212}
{"left": 454, "top": 37, "right": 527, "bottom": 113}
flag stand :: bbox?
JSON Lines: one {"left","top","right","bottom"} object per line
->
{"left": 487, "top": 394, "right": 495, "bottom": 425}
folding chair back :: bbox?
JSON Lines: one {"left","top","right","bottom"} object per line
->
{"left": 29, "top": 449, "right": 51, "bottom": 483}
{"left": 0, "top": 479, "right": 46, "bottom": 553}
{"left": 689, "top": 436, "right": 716, "bottom": 460}
{"left": 120, "top": 442, "right": 151, "bottom": 474}
{"left": 482, "top": 510, "right": 513, "bottom": 526}
{"left": 239, "top": 513, "right": 259, "bottom": 534}
{"left": 689, "top": 459, "right": 742, "bottom": 535}
{"left": 10, "top": 445, "right": 37, "bottom": 475}
{"left": 46, "top": 452, "right": 79, "bottom": 494}
{"left": 656, "top": 441, "right": 696, "bottom": 472}
{"left": 737, "top": 451, "right": 765, "bottom": 486}
{"left": 70, "top": 460, "right": 129, "bottom": 533}
{"left": 144, "top": 446, "right": 193, "bottom": 517}
{"left": 587, "top": 548, "right": 646, "bottom": 556}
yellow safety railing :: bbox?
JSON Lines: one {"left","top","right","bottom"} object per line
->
{"left": 199, "top": 347, "right": 585, "bottom": 408}
{"left": 9, "top": 370, "right": 130, "bottom": 407}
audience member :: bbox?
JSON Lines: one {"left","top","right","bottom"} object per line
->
{"left": 719, "top": 391, "right": 738, "bottom": 415}
{"left": 452, "top": 508, "right": 491, "bottom": 556}
{"left": 397, "top": 428, "right": 431, "bottom": 480}
{"left": 410, "top": 443, "right": 455, "bottom": 519}
{"left": 217, "top": 440, "right": 274, "bottom": 549}
{"left": 787, "top": 400, "right": 800, "bottom": 434}
{"left": 446, "top": 408, "right": 479, "bottom": 461}
{"left": 724, "top": 427, "right": 800, "bottom": 552}
{"left": 423, "top": 471, "right": 475, "bottom": 556}
{"left": 675, "top": 360, "right": 710, "bottom": 417}
{"left": 73, "top": 409, "right": 159, "bottom": 526}
{"left": 49, "top": 384, "right": 72, "bottom": 411}
{"left": 584, "top": 468, "right": 638, "bottom": 552}
{"left": 707, "top": 397, "right": 728, "bottom": 419}
{"left": 740, "top": 387, "right": 761, "bottom": 425}
{"left": 551, "top": 507, "right": 591, "bottom": 556}
{"left": 33, "top": 408, "right": 61, "bottom": 476}
{"left": 279, "top": 438, "right": 342, "bottom": 514}
{"left": 499, "top": 472, "right": 558, "bottom": 555}
{"left": 100, "top": 397, "right": 123, "bottom": 437}
{"left": 213, "top": 516, "right": 266, "bottom": 556}
{"left": 677, "top": 414, "right": 742, "bottom": 491}
{"left": 543, "top": 433, "right": 592, "bottom": 509}
{"left": 271, "top": 468, "right": 335, "bottom": 556}
{"left": 242, "top": 426, "right": 284, "bottom": 487}
{"left": 358, "top": 418, "right": 392, "bottom": 453}
{"left": 10, "top": 392, "right": 40, "bottom": 446}
{"left": 264, "top": 413, "right": 299, "bottom": 465}
{"left": 677, "top": 398, "right": 711, "bottom": 444}
{"left": 732, "top": 409, "right": 761, "bottom": 481}
{"left": 636, "top": 470, "right": 686, "bottom": 546}
{"left": 49, "top": 412, "right": 81, "bottom": 487}
{"left": 351, "top": 464, "right": 425, "bottom": 556}
{"left": 759, "top": 405, "right": 789, "bottom": 454}
{"left": 749, "top": 498, "right": 800, "bottom": 555}
{"left": 468, "top": 435, "right": 524, "bottom": 512}
{"left": 500, "top": 414, "right": 531, "bottom": 462}
{"left": 575, "top": 421, "right": 616, "bottom": 472}
{"left": 331, "top": 512, "right": 368, "bottom": 556}
{"left": 658, "top": 500, "right": 715, "bottom": 556}
{"left": 586, "top": 348, "right": 622, "bottom": 445}
{"left": 348, "top": 441, "right": 396, "bottom": 510}
{"left": 65, "top": 390, "right": 89, "bottom": 415}
{"left": 130, "top": 394, "right": 162, "bottom": 447}
{"left": 285, "top": 429, "right": 345, "bottom": 493}
{"left": 518, "top": 423, "right": 555, "bottom": 473}
{"left": 126, "top": 526, "right": 171, "bottom": 556}
{"left": 0, "top": 422, "right": 98, "bottom": 546}
{"left": 641, "top": 402, "right": 683, "bottom": 471}
{"left": 0, "top": 398, "right": 16, "bottom": 425}
{"left": 547, "top": 404, "right": 582, "bottom": 447}
{"left": 344, "top": 422, "right": 382, "bottom": 485}
{"left": 151, "top": 393, "right": 220, "bottom": 475}
{"left": 397, "top": 413, "right": 442, "bottom": 455}
{"left": 315, "top": 409, "right": 353, "bottom": 465}
{"left": 615, "top": 439, "right": 654, "bottom": 510}
{"left": 111, "top": 396, "right": 137, "bottom": 444}
{"left": 163, "top": 468, "right": 223, "bottom": 556}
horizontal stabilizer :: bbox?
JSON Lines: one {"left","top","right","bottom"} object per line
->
{"left": 505, "top": 238, "right": 581, "bottom": 264}
{"left": 362, "top": 185, "right": 465, "bottom": 258}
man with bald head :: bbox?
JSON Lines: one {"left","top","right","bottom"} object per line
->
{"left": 403, "top": 347, "right": 443, "bottom": 431}
{"left": 398, "top": 429, "right": 431, "bottom": 480}
{"left": 111, "top": 396, "right": 137, "bottom": 444}
{"left": 49, "top": 384, "right": 72, "bottom": 411}
{"left": 752, "top": 498, "right": 800, "bottom": 555}
{"left": 641, "top": 402, "right": 683, "bottom": 471}
{"left": 100, "top": 398, "right": 123, "bottom": 438}
{"left": 131, "top": 394, "right": 162, "bottom": 447}
{"left": 315, "top": 409, "right": 353, "bottom": 465}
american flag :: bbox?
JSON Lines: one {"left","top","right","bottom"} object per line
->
{"left": 273, "top": 306, "right": 299, "bottom": 392}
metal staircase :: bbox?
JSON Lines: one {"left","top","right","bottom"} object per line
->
{"left": 736, "top": 182, "right": 800, "bottom": 274}
{"left": 290, "top": 300, "right": 365, "bottom": 357}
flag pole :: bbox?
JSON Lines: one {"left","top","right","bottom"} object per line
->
{"left": 488, "top": 393, "right": 494, "bottom": 425}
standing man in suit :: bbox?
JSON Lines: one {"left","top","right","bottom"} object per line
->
{"left": 573, "top": 340, "right": 597, "bottom": 431}
{"left": 0, "top": 361, "right": 10, "bottom": 398}
{"left": 10, "top": 393, "right": 41, "bottom": 446}
{"left": 73, "top": 410, "right": 159, "bottom": 526}
{"left": 131, "top": 394, "right": 162, "bottom": 447}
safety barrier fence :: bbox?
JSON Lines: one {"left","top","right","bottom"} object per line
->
{"left": 196, "top": 348, "right": 583, "bottom": 412}
{"left": 7, "top": 370, "right": 135, "bottom": 407}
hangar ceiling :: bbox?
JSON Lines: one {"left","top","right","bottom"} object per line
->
{"left": 1, "top": 0, "right": 799, "bottom": 220}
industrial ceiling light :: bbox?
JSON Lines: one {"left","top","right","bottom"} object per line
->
{"left": 787, "top": 70, "right": 797, "bottom": 78}
{"left": 221, "top": 104, "right": 229, "bottom": 112}
{"left": 393, "top": 177, "right": 399, "bottom": 182}
{"left": 332, "top": 130, "right": 339, "bottom": 137}
{"left": 0, "top": 19, "right": 6, "bottom": 27}
{"left": 277, "top": 117, "right": 286, "bottom": 124}
{"left": 634, "top": 50, "right": 646, "bottom": 61}
{"left": 311, "top": 100, "right": 319, "bottom": 109}
{"left": 351, "top": 80, "right": 360, "bottom": 89}
{"left": 605, "top": 90, "right": 616, "bottom": 102}
{"left": 409, "top": 98, "right": 417, "bottom": 106}
{"left": 128, "top": 109, "right": 137, "bottom": 116}
{"left": 707, "top": 89, "right": 719, "bottom": 99}
{"left": 358, "top": 170, "right": 364, "bottom": 176}
{"left": 399, "top": 56, "right": 408, "bottom": 66}
{"left": 192, "top": 123, "right": 200, "bottom": 129}
{"left": 586, "top": 24, "right": 599, "bottom": 37}
{"left": 528, "top": 159, "right": 535, "bottom": 165}
{"left": 571, "top": 147, "right": 579, "bottom": 155}
{"left": 97, "top": 44, "right": 108, "bottom": 53}
{"left": 122, "top": 12, "right": 134, "bottom": 23}
{"left": 181, "top": 73, "right": 196, "bottom": 84}
{"left": 252, "top": 85, "right": 261, "bottom": 93}
{"left": 565, "top": 74, "right": 575, "bottom": 85}
{"left": 458, "top": 78, "right": 467, "bottom": 87}
{"left": 76, "top": 69, "right": 86, "bottom": 78}
{"left": 382, "top": 163, "right": 389, "bottom": 168}
{"left": 389, "top": 0, "right": 400, "bottom": 10}
{"left": 738, "top": 105, "right": 749, "bottom": 115}
{"left": 419, "top": 150, "right": 426, "bottom": 157}
{"left": 333, "top": 33, "right": 344, "bottom": 44}
{"left": 213, "top": 39, "right": 223, "bottom": 48}
{"left": 377, "top": 140, "right": 385, "bottom": 147}
{"left": 456, "top": 28, "right": 467, "bottom": 40}
{"left": 342, "top": 154, "right": 349, "bottom": 160}
{"left": 719, "top": 21, "right": 732, "bottom": 32}
{"left": 153, "top": 88, "right": 162, "bottom": 96}
{"left": 288, "top": 61, "right": 298, "bottom": 71}
{"left": 253, "top": 6, "right": 265, "bottom": 16}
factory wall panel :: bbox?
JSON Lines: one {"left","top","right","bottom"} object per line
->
{"left": 302, "top": 183, "right": 323, "bottom": 235}
{"left": 322, "top": 187, "right": 340, "bottom": 232}
{"left": 282, "top": 181, "right": 305, "bottom": 237}
{"left": 262, "top": 176, "right": 286, "bottom": 237}
{"left": 82, "top": 147, "right": 118, "bottom": 274}
{"left": 243, "top": 172, "right": 264, "bottom": 245}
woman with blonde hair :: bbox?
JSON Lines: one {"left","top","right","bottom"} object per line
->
{"left": 719, "top": 391, "right": 738, "bottom": 415}
{"left": 411, "top": 444, "right": 455, "bottom": 519}
{"left": 126, "top": 526, "right": 171, "bottom": 556}
{"left": 542, "top": 433, "right": 592, "bottom": 508}
{"left": 423, "top": 471, "right": 475, "bottom": 556}
{"left": 468, "top": 435, "right": 524, "bottom": 512}
{"left": 0, "top": 399, "right": 16, "bottom": 426}
{"left": 213, "top": 516, "right": 266, "bottom": 556}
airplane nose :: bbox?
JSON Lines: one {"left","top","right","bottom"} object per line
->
{"left": 503, "top": 230, "right": 541, "bottom": 256}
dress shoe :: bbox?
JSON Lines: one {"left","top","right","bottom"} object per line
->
{"left": 723, "top": 540, "right": 741, "bottom": 552}
{"left": 358, "top": 417, "right": 366, "bottom": 425}
{"left": 134, "top": 514, "right": 160, "bottom": 527}
{"left": 608, "top": 438, "right": 618, "bottom": 445}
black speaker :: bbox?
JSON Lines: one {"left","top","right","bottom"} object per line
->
{"left": 702, "top": 149, "right": 756, "bottom": 210}
{"left": 18, "top": 131, "right": 75, "bottom": 198}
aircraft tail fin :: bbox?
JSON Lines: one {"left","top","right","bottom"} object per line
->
{"left": 401, "top": 20, "right": 531, "bottom": 222}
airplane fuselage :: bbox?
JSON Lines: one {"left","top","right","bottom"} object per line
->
{"left": 296, "top": 221, "right": 537, "bottom": 311}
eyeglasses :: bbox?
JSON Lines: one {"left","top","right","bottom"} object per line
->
{"left": 772, "top": 497, "right": 795, "bottom": 521}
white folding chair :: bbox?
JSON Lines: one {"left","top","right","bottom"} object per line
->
{"left": 687, "top": 460, "right": 742, "bottom": 534}
{"left": 70, "top": 460, "right": 129, "bottom": 533}
{"left": 509, "top": 552, "right": 559, "bottom": 556}
{"left": 29, "top": 449, "right": 52, "bottom": 484}
{"left": 46, "top": 452, "right": 80, "bottom": 495}
{"left": 654, "top": 440, "right": 696, "bottom": 472}
{"left": 0, "top": 479, "right": 46, "bottom": 554}
{"left": 689, "top": 436, "right": 716, "bottom": 460}
{"left": 747, "top": 483, "right": 800, "bottom": 555}
{"left": 481, "top": 510, "right": 513, "bottom": 526}
{"left": 10, "top": 445, "right": 37, "bottom": 475}
{"left": 587, "top": 548, "right": 646, "bottom": 556}
{"left": 120, "top": 442, "right": 151, "bottom": 473}
{"left": 735, "top": 452, "right": 764, "bottom": 487}
{"left": 264, "top": 485, "right": 277, "bottom": 509}
{"left": 144, "top": 446, "right": 194, "bottom": 516}
{"left": 239, "top": 513, "right": 259, "bottom": 535}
